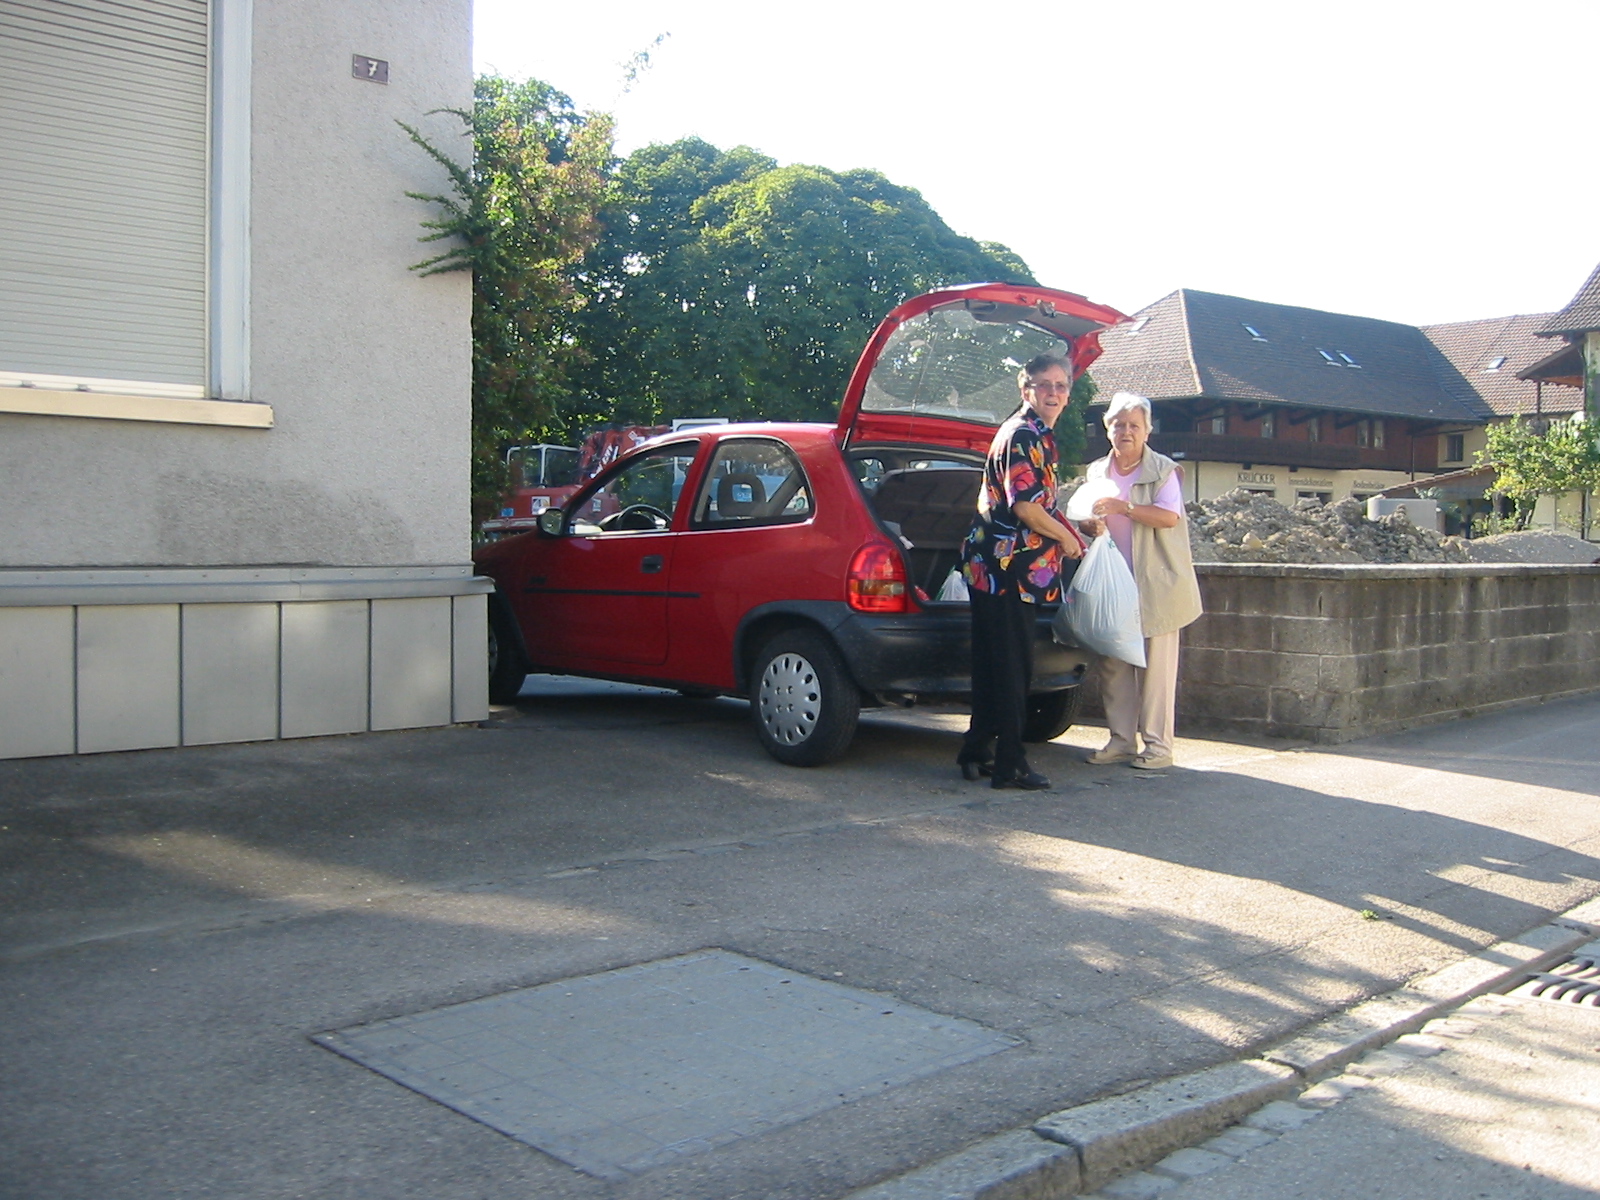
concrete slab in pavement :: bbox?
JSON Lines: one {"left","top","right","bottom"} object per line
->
{"left": 3, "top": 681, "right": 1600, "bottom": 1199}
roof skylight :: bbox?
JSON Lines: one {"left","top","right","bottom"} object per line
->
{"left": 1242, "top": 324, "right": 1267, "bottom": 341}
{"left": 1337, "top": 352, "right": 1362, "bottom": 368}
{"left": 1126, "top": 317, "right": 1150, "bottom": 335}
{"left": 1484, "top": 355, "right": 1507, "bottom": 372}
{"left": 1316, "top": 349, "right": 1339, "bottom": 365}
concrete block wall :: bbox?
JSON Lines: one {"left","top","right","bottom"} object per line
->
{"left": 0, "top": 568, "right": 489, "bottom": 760}
{"left": 1169, "top": 564, "right": 1600, "bottom": 743}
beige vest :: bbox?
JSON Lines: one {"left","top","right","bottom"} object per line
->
{"left": 1086, "top": 448, "right": 1203, "bottom": 638}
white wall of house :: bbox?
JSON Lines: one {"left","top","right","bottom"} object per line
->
{"left": 0, "top": 0, "right": 472, "bottom": 567}
{"left": 1178, "top": 461, "right": 1413, "bottom": 505}
{"left": 0, "top": 0, "right": 486, "bottom": 760}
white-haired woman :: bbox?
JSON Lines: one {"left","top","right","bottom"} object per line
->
{"left": 1081, "top": 392, "right": 1201, "bottom": 769}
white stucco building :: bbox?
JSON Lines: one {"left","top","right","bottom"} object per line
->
{"left": 0, "top": 0, "right": 486, "bottom": 759}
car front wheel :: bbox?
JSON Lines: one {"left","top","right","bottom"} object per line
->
{"left": 750, "top": 629, "right": 860, "bottom": 766}
{"left": 1022, "top": 687, "right": 1082, "bottom": 743}
{"left": 487, "top": 599, "right": 527, "bottom": 705}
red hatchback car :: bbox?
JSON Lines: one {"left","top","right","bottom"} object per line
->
{"left": 475, "top": 283, "right": 1129, "bottom": 765}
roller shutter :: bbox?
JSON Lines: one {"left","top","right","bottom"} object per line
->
{"left": 0, "top": 0, "right": 209, "bottom": 395}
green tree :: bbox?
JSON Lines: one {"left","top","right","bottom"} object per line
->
{"left": 573, "top": 139, "right": 1035, "bottom": 428}
{"left": 1058, "top": 371, "right": 1098, "bottom": 468}
{"left": 402, "top": 75, "right": 614, "bottom": 524}
{"left": 1476, "top": 415, "right": 1600, "bottom": 532}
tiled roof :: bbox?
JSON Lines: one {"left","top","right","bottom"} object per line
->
{"left": 1538, "top": 262, "right": 1600, "bottom": 336}
{"left": 1420, "top": 313, "right": 1582, "bottom": 416}
{"left": 1083, "top": 291, "right": 1200, "bottom": 401}
{"left": 1090, "top": 289, "right": 1492, "bottom": 424}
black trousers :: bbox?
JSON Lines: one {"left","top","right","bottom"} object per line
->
{"left": 962, "top": 587, "right": 1034, "bottom": 776}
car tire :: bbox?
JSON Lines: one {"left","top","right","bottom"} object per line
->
{"left": 486, "top": 598, "right": 527, "bottom": 705}
{"left": 750, "top": 629, "right": 860, "bottom": 766}
{"left": 1022, "top": 687, "right": 1082, "bottom": 743}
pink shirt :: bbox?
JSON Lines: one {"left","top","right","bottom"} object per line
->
{"left": 1105, "top": 460, "right": 1184, "bottom": 570}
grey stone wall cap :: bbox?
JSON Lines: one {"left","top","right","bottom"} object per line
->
{"left": 1196, "top": 562, "right": 1600, "bottom": 579}
{"left": 0, "top": 564, "right": 493, "bottom": 606}
{"left": 846, "top": 1129, "right": 1079, "bottom": 1200}
{"left": 1032, "top": 1060, "right": 1297, "bottom": 1191}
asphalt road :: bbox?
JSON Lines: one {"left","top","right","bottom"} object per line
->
{"left": 3, "top": 682, "right": 1599, "bottom": 1199}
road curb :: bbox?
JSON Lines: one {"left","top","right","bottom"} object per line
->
{"left": 846, "top": 904, "right": 1599, "bottom": 1200}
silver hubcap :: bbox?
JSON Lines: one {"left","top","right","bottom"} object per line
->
{"left": 757, "top": 652, "right": 821, "bottom": 745}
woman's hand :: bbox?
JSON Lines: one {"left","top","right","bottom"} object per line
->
{"left": 1058, "top": 531, "right": 1085, "bottom": 559}
{"left": 1078, "top": 517, "right": 1106, "bottom": 538}
{"left": 1091, "top": 496, "right": 1134, "bottom": 518}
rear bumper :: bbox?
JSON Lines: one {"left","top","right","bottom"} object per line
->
{"left": 832, "top": 604, "right": 1089, "bottom": 698}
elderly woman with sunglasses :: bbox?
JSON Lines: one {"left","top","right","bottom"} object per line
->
{"left": 956, "top": 353, "right": 1088, "bottom": 791}
{"left": 1081, "top": 391, "right": 1202, "bottom": 770}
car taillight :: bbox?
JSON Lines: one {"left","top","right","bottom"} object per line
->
{"left": 847, "top": 542, "right": 910, "bottom": 613}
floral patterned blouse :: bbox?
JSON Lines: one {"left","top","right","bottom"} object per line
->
{"left": 960, "top": 407, "right": 1081, "bottom": 603}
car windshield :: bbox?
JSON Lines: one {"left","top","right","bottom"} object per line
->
{"left": 861, "top": 305, "right": 1071, "bottom": 428}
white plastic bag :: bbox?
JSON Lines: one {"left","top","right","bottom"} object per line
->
{"left": 936, "top": 568, "right": 969, "bottom": 602}
{"left": 1064, "top": 478, "right": 1119, "bottom": 522}
{"left": 1053, "top": 534, "right": 1146, "bottom": 667}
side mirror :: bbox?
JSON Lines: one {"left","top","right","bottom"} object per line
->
{"left": 536, "top": 508, "right": 565, "bottom": 537}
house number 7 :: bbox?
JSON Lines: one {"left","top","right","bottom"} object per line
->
{"left": 352, "top": 55, "right": 389, "bottom": 84}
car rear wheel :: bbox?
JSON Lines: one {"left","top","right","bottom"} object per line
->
{"left": 751, "top": 629, "right": 860, "bottom": 766}
{"left": 487, "top": 599, "right": 527, "bottom": 705}
{"left": 1022, "top": 687, "right": 1082, "bottom": 743}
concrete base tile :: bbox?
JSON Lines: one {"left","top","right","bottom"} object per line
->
{"left": 1151, "top": 1147, "right": 1233, "bottom": 1179}
{"left": 1100, "top": 1170, "right": 1179, "bottom": 1199}
{"left": 1345, "top": 1048, "right": 1423, "bottom": 1078}
{"left": 1390, "top": 1034, "right": 1445, "bottom": 1057}
{"left": 845, "top": 1130, "right": 1080, "bottom": 1200}
{"left": 1032, "top": 1060, "right": 1298, "bottom": 1191}
{"left": 1242, "top": 1101, "right": 1322, "bottom": 1134}
{"left": 1197, "top": 1125, "right": 1278, "bottom": 1158}
{"left": 1296, "top": 1075, "right": 1370, "bottom": 1107}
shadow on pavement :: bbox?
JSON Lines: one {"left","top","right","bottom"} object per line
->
{"left": 2, "top": 679, "right": 1599, "bottom": 1200}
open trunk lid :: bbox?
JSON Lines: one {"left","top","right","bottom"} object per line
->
{"left": 835, "top": 282, "right": 1129, "bottom": 452}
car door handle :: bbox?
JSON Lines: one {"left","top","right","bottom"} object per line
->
{"left": 640, "top": 555, "right": 664, "bottom": 574}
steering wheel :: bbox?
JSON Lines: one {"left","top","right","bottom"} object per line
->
{"left": 598, "top": 503, "right": 671, "bottom": 532}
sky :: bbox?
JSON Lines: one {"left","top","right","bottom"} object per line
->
{"left": 473, "top": 0, "right": 1599, "bottom": 328}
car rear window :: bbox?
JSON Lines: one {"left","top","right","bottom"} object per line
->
{"left": 692, "top": 439, "right": 813, "bottom": 529}
{"left": 862, "top": 305, "right": 1070, "bottom": 427}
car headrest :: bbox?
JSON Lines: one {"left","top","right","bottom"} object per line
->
{"left": 716, "top": 472, "right": 766, "bottom": 519}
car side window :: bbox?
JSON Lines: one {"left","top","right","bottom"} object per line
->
{"left": 692, "top": 439, "right": 813, "bottom": 529}
{"left": 567, "top": 443, "right": 699, "bottom": 535}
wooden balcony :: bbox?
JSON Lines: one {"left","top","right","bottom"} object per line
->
{"left": 1082, "top": 431, "right": 1429, "bottom": 474}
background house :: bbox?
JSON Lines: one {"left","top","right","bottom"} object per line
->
{"left": 1086, "top": 289, "right": 1494, "bottom": 506}
{"left": 1526, "top": 262, "right": 1600, "bottom": 414}
{"left": 0, "top": 0, "right": 484, "bottom": 760}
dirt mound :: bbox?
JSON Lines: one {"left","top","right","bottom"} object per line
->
{"left": 1465, "top": 530, "right": 1600, "bottom": 564}
{"left": 1185, "top": 489, "right": 1469, "bottom": 564}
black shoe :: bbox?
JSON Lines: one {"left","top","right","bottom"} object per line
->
{"left": 958, "top": 757, "right": 994, "bottom": 782}
{"left": 992, "top": 768, "right": 1050, "bottom": 791}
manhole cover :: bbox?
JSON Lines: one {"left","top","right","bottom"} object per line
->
{"left": 1507, "top": 942, "right": 1600, "bottom": 1008}
{"left": 313, "top": 949, "right": 1017, "bottom": 1179}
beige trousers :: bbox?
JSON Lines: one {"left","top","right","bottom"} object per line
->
{"left": 1098, "top": 630, "right": 1180, "bottom": 759}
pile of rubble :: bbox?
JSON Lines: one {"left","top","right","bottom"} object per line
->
{"left": 1185, "top": 489, "right": 1469, "bottom": 564}
{"left": 1464, "top": 530, "right": 1600, "bottom": 564}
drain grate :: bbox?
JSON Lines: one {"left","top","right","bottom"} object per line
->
{"left": 1506, "top": 941, "right": 1600, "bottom": 1008}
